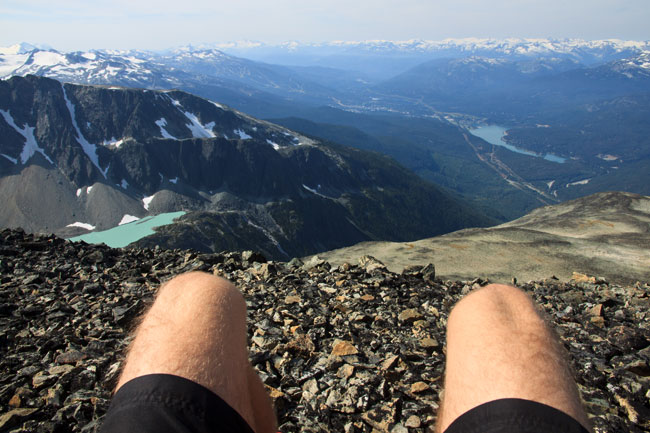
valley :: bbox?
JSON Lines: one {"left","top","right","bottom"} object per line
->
{"left": 1, "top": 38, "right": 649, "bottom": 258}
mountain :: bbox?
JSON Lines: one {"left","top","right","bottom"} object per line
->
{"left": 311, "top": 191, "right": 650, "bottom": 285}
{"left": 217, "top": 38, "right": 650, "bottom": 79}
{"left": 3, "top": 41, "right": 648, "bottom": 222}
{"left": 0, "top": 75, "right": 492, "bottom": 259}
{"left": 0, "top": 45, "right": 352, "bottom": 118}
{"left": 375, "top": 53, "right": 650, "bottom": 120}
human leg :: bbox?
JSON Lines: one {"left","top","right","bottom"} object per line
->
{"left": 435, "top": 284, "right": 591, "bottom": 433}
{"left": 111, "top": 271, "right": 276, "bottom": 433}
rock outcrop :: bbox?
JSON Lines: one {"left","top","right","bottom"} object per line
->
{"left": 0, "top": 228, "right": 648, "bottom": 432}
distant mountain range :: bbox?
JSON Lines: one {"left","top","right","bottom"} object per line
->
{"left": 215, "top": 38, "right": 650, "bottom": 79}
{"left": 1, "top": 38, "right": 649, "bottom": 223}
{"left": 0, "top": 75, "right": 491, "bottom": 259}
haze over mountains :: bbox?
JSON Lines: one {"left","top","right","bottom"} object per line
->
{"left": 1, "top": 38, "right": 649, "bottom": 260}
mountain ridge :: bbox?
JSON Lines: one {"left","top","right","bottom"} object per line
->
{"left": 310, "top": 191, "right": 650, "bottom": 285}
{"left": 0, "top": 75, "right": 492, "bottom": 260}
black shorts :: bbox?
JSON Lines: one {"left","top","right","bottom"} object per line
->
{"left": 100, "top": 374, "right": 254, "bottom": 433}
{"left": 444, "top": 398, "right": 590, "bottom": 433}
{"left": 100, "top": 374, "right": 589, "bottom": 433}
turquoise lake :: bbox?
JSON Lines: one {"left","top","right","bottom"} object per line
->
{"left": 469, "top": 125, "right": 566, "bottom": 164}
{"left": 70, "top": 211, "right": 186, "bottom": 248}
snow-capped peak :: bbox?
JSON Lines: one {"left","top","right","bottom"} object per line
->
{"left": 0, "top": 43, "right": 39, "bottom": 55}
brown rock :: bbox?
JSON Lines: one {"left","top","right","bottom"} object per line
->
{"left": 8, "top": 394, "right": 21, "bottom": 408}
{"left": 615, "top": 394, "right": 639, "bottom": 423}
{"left": 381, "top": 355, "right": 400, "bottom": 370}
{"left": 410, "top": 381, "right": 429, "bottom": 393}
{"left": 0, "top": 408, "right": 38, "bottom": 430}
{"left": 404, "top": 415, "right": 421, "bottom": 428}
{"left": 32, "top": 371, "right": 55, "bottom": 389}
{"left": 420, "top": 337, "right": 440, "bottom": 349}
{"left": 331, "top": 340, "right": 359, "bottom": 356}
{"left": 587, "top": 304, "right": 603, "bottom": 317}
{"left": 572, "top": 272, "right": 592, "bottom": 283}
{"left": 337, "top": 364, "right": 355, "bottom": 378}
{"left": 398, "top": 309, "right": 423, "bottom": 323}
{"left": 590, "top": 316, "right": 605, "bottom": 328}
{"left": 284, "top": 295, "right": 301, "bottom": 305}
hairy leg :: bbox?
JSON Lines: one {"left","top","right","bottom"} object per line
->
{"left": 116, "top": 271, "right": 276, "bottom": 433}
{"left": 435, "top": 284, "right": 591, "bottom": 432}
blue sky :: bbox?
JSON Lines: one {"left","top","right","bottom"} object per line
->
{"left": 1, "top": 0, "right": 649, "bottom": 51}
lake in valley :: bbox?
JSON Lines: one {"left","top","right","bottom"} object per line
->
{"left": 71, "top": 211, "right": 186, "bottom": 248}
{"left": 469, "top": 125, "right": 566, "bottom": 163}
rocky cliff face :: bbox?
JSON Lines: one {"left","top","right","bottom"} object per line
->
{"left": 0, "top": 228, "right": 648, "bottom": 432}
{"left": 0, "top": 75, "right": 491, "bottom": 259}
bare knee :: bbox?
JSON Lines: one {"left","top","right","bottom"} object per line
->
{"left": 155, "top": 271, "right": 247, "bottom": 320}
{"left": 449, "top": 283, "right": 542, "bottom": 329}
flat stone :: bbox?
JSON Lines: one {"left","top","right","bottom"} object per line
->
{"left": 404, "top": 415, "right": 421, "bottom": 428}
{"left": 398, "top": 309, "right": 423, "bottom": 323}
{"left": 32, "top": 371, "right": 56, "bottom": 389}
{"left": 587, "top": 304, "right": 603, "bottom": 317}
{"left": 420, "top": 337, "right": 439, "bottom": 349}
{"left": 56, "top": 349, "right": 87, "bottom": 364}
{"left": 381, "top": 355, "right": 400, "bottom": 370}
{"left": 337, "top": 364, "right": 355, "bottom": 379}
{"left": 49, "top": 364, "right": 76, "bottom": 376}
{"left": 590, "top": 316, "right": 605, "bottom": 328}
{"left": 0, "top": 408, "right": 38, "bottom": 430}
{"left": 331, "top": 340, "right": 358, "bottom": 356}
{"left": 284, "top": 295, "right": 301, "bottom": 305}
{"left": 410, "top": 381, "right": 429, "bottom": 393}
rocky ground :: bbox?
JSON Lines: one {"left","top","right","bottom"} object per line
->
{"left": 0, "top": 228, "right": 648, "bottom": 432}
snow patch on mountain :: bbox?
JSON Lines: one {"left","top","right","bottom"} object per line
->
{"left": 234, "top": 129, "right": 252, "bottom": 140}
{"left": 183, "top": 111, "right": 216, "bottom": 138}
{"left": 119, "top": 214, "right": 140, "bottom": 225}
{"left": 266, "top": 139, "right": 280, "bottom": 150}
{"left": 67, "top": 222, "right": 95, "bottom": 231}
{"left": 62, "top": 85, "right": 108, "bottom": 178}
{"left": 155, "top": 118, "right": 177, "bottom": 139}
{"left": 143, "top": 194, "right": 155, "bottom": 210}
{"left": 31, "top": 51, "right": 67, "bottom": 67}
{"left": 102, "top": 137, "right": 124, "bottom": 147}
{"left": 567, "top": 179, "right": 591, "bottom": 188}
{"left": 302, "top": 184, "right": 333, "bottom": 199}
{"left": 75, "top": 186, "right": 94, "bottom": 197}
{"left": 0, "top": 109, "right": 54, "bottom": 165}
{"left": 1, "top": 154, "right": 18, "bottom": 164}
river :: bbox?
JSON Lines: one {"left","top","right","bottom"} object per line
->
{"left": 468, "top": 125, "right": 566, "bottom": 164}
